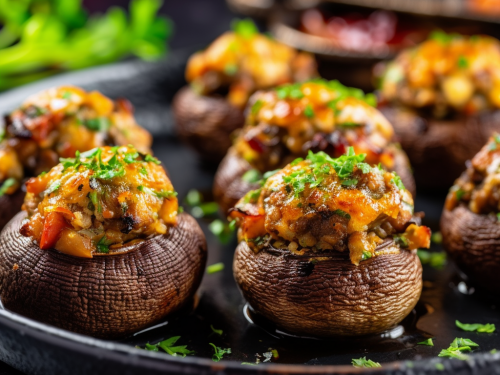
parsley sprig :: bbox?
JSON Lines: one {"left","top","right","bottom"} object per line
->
{"left": 456, "top": 320, "right": 496, "bottom": 333}
{"left": 438, "top": 338, "right": 479, "bottom": 360}
{"left": 0, "top": 177, "right": 17, "bottom": 197}
{"left": 209, "top": 343, "right": 231, "bottom": 362}
{"left": 352, "top": 357, "right": 381, "bottom": 368}
{"left": 144, "top": 336, "right": 195, "bottom": 357}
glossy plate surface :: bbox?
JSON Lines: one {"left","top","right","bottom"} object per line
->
{"left": 0, "top": 50, "right": 498, "bottom": 375}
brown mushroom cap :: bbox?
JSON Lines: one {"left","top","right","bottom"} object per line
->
{"left": 214, "top": 145, "right": 416, "bottom": 216}
{"left": 0, "top": 212, "right": 207, "bottom": 339}
{"left": 0, "top": 189, "right": 24, "bottom": 230}
{"left": 441, "top": 205, "right": 500, "bottom": 293}
{"left": 233, "top": 240, "right": 422, "bottom": 337}
{"left": 380, "top": 106, "right": 500, "bottom": 190}
{"left": 172, "top": 86, "right": 245, "bottom": 162}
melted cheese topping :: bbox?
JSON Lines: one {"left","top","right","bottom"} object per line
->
{"left": 186, "top": 28, "right": 316, "bottom": 108}
{"left": 234, "top": 80, "right": 396, "bottom": 173}
{"left": 231, "top": 150, "right": 430, "bottom": 265}
{"left": 379, "top": 33, "right": 500, "bottom": 115}
{"left": 0, "top": 86, "right": 152, "bottom": 197}
{"left": 20, "top": 146, "right": 177, "bottom": 258}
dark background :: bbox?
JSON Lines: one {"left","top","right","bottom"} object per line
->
{"left": 85, "top": 0, "right": 238, "bottom": 50}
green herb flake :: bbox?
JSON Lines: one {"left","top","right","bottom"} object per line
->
{"left": 455, "top": 188, "right": 465, "bottom": 200}
{"left": 457, "top": 55, "right": 468, "bottom": 69}
{"left": 333, "top": 209, "right": 351, "bottom": 219}
{"left": 209, "top": 343, "right": 231, "bottom": 362}
{"left": 435, "top": 363, "right": 445, "bottom": 371}
{"left": 144, "top": 154, "right": 161, "bottom": 165}
{"left": 418, "top": 338, "right": 434, "bottom": 346}
{"left": 224, "top": 63, "right": 238, "bottom": 76}
{"left": 438, "top": 337, "right": 479, "bottom": 360}
{"left": 417, "top": 250, "right": 447, "bottom": 269}
{"left": 304, "top": 104, "right": 314, "bottom": 118}
{"left": 456, "top": 320, "right": 496, "bottom": 333}
{"left": 362, "top": 251, "right": 372, "bottom": 261}
{"left": 207, "top": 262, "right": 225, "bottom": 274}
{"left": 44, "top": 181, "right": 61, "bottom": 196}
{"left": 351, "top": 357, "right": 381, "bottom": 368}
{"left": 209, "top": 219, "right": 235, "bottom": 244}
{"left": 242, "top": 169, "right": 262, "bottom": 183}
{"left": 138, "top": 185, "right": 177, "bottom": 200}
{"left": 186, "top": 189, "right": 202, "bottom": 206}
{"left": 140, "top": 167, "right": 148, "bottom": 176}
{"left": 62, "top": 91, "right": 72, "bottom": 100}
{"left": 391, "top": 173, "right": 406, "bottom": 190}
{"left": 96, "top": 235, "right": 112, "bottom": 254}
{"left": 231, "top": 18, "right": 258, "bottom": 39}
{"left": 144, "top": 336, "right": 195, "bottom": 357}
{"left": 0, "top": 178, "right": 17, "bottom": 197}
{"left": 83, "top": 117, "right": 111, "bottom": 132}
{"left": 123, "top": 151, "right": 139, "bottom": 164}
{"left": 210, "top": 325, "right": 223, "bottom": 336}
{"left": 491, "top": 349, "right": 498, "bottom": 354}
{"left": 251, "top": 99, "right": 264, "bottom": 116}
{"left": 431, "top": 231, "right": 443, "bottom": 244}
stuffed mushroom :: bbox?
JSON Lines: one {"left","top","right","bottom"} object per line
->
{"left": 214, "top": 79, "right": 415, "bottom": 215}
{"left": 172, "top": 19, "right": 317, "bottom": 161}
{"left": 0, "top": 146, "right": 206, "bottom": 338}
{"left": 377, "top": 32, "right": 500, "bottom": 189}
{"left": 441, "top": 135, "right": 500, "bottom": 293}
{"left": 231, "top": 148, "right": 430, "bottom": 337}
{"left": 0, "top": 85, "right": 152, "bottom": 229}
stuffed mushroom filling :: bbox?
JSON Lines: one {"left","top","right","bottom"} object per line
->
{"left": 0, "top": 86, "right": 152, "bottom": 200}
{"left": 230, "top": 148, "right": 430, "bottom": 265}
{"left": 234, "top": 79, "right": 398, "bottom": 175}
{"left": 378, "top": 32, "right": 500, "bottom": 117}
{"left": 446, "top": 134, "right": 500, "bottom": 215}
{"left": 186, "top": 19, "right": 316, "bottom": 108}
{"left": 20, "top": 146, "right": 177, "bottom": 258}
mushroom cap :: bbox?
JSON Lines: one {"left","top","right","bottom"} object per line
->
{"left": 172, "top": 86, "right": 245, "bottom": 162}
{"left": 0, "top": 212, "right": 207, "bottom": 338}
{"left": 441, "top": 205, "right": 500, "bottom": 293}
{"left": 214, "top": 144, "right": 416, "bottom": 216}
{"left": 380, "top": 106, "right": 500, "bottom": 190}
{"left": 0, "top": 188, "right": 24, "bottom": 230}
{"left": 233, "top": 240, "right": 422, "bottom": 337}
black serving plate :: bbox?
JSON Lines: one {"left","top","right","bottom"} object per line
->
{"left": 0, "top": 50, "right": 499, "bottom": 375}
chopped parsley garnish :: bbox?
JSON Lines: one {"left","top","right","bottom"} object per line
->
{"left": 391, "top": 173, "right": 406, "bottom": 190}
{"left": 210, "top": 325, "right": 223, "bottom": 336}
{"left": 224, "top": 63, "right": 238, "bottom": 76}
{"left": 0, "top": 178, "right": 16, "bottom": 197}
{"left": 438, "top": 338, "right": 479, "bottom": 360}
{"left": 429, "top": 30, "right": 459, "bottom": 45}
{"left": 393, "top": 234, "right": 409, "bottom": 248}
{"left": 62, "top": 91, "right": 72, "bottom": 100}
{"left": 454, "top": 188, "right": 465, "bottom": 201}
{"left": 362, "top": 251, "right": 372, "bottom": 261}
{"left": 209, "top": 219, "right": 235, "bottom": 244}
{"left": 304, "top": 104, "right": 314, "bottom": 118}
{"left": 456, "top": 320, "right": 496, "bottom": 333}
{"left": 144, "top": 336, "right": 195, "bottom": 357}
{"left": 488, "top": 134, "right": 500, "bottom": 151}
{"left": 418, "top": 338, "right": 434, "bottom": 346}
{"left": 457, "top": 55, "right": 468, "bottom": 69}
{"left": 184, "top": 189, "right": 218, "bottom": 218}
{"left": 333, "top": 209, "right": 351, "bottom": 219}
{"left": 140, "top": 167, "right": 148, "bottom": 176}
{"left": 242, "top": 169, "right": 262, "bottom": 183}
{"left": 83, "top": 117, "right": 110, "bottom": 132}
{"left": 351, "top": 357, "right": 381, "bottom": 368}
{"left": 251, "top": 99, "right": 264, "bottom": 116}
{"left": 417, "top": 250, "right": 446, "bottom": 269}
{"left": 0, "top": 127, "right": 5, "bottom": 142}
{"left": 209, "top": 343, "right": 231, "bottom": 362}
{"left": 435, "top": 363, "right": 445, "bottom": 371}
{"left": 44, "top": 180, "right": 61, "bottom": 196}
{"left": 138, "top": 185, "right": 177, "bottom": 199}
{"left": 431, "top": 231, "right": 443, "bottom": 244}
{"left": 231, "top": 18, "right": 258, "bottom": 39}
{"left": 96, "top": 235, "right": 112, "bottom": 254}
{"left": 206, "top": 262, "right": 225, "bottom": 274}
{"left": 144, "top": 154, "right": 161, "bottom": 165}
{"left": 276, "top": 83, "right": 304, "bottom": 100}
{"left": 123, "top": 151, "right": 139, "bottom": 164}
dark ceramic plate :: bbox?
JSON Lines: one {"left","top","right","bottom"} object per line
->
{"left": 0, "top": 49, "right": 499, "bottom": 375}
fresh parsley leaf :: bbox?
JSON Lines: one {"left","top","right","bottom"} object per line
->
{"left": 140, "top": 167, "right": 148, "bottom": 175}
{"left": 138, "top": 185, "right": 177, "bottom": 199}
{"left": 431, "top": 231, "right": 442, "bottom": 244}
{"left": 391, "top": 173, "right": 405, "bottom": 190}
{"left": 210, "top": 325, "right": 223, "bottom": 336}
{"left": 352, "top": 357, "right": 381, "bottom": 368}
{"left": 304, "top": 104, "right": 314, "bottom": 118}
{"left": 123, "top": 151, "right": 139, "bottom": 164}
{"left": 206, "top": 262, "right": 225, "bottom": 274}
{"left": 145, "top": 336, "right": 195, "bottom": 357}
{"left": 44, "top": 180, "right": 61, "bottom": 196}
{"left": 333, "top": 209, "right": 351, "bottom": 219}
{"left": 456, "top": 320, "right": 496, "bottom": 333}
{"left": 62, "top": 91, "right": 72, "bottom": 100}
{"left": 242, "top": 169, "right": 262, "bottom": 183}
{"left": 438, "top": 337, "right": 479, "bottom": 360}
{"left": 0, "top": 178, "right": 17, "bottom": 197}
{"left": 435, "top": 363, "right": 445, "bottom": 371}
{"left": 96, "top": 235, "right": 112, "bottom": 254}
{"left": 144, "top": 154, "right": 161, "bottom": 165}
{"left": 418, "top": 338, "right": 434, "bottom": 346}
{"left": 457, "top": 55, "right": 468, "bottom": 69}
{"left": 362, "top": 251, "right": 372, "bottom": 261}
{"left": 209, "top": 220, "right": 235, "bottom": 244}
{"left": 83, "top": 117, "right": 111, "bottom": 132}
{"left": 186, "top": 189, "right": 202, "bottom": 206}
{"left": 231, "top": 18, "right": 258, "bottom": 39}
{"left": 209, "top": 343, "right": 231, "bottom": 362}
{"left": 417, "top": 250, "right": 446, "bottom": 269}
{"left": 251, "top": 99, "right": 263, "bottom": 115}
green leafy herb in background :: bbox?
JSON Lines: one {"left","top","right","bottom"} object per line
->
{"left": 351, "top": 357, "right": 381, "bottom": 368}
{"left": 438, "top": 338, "right": 479, "bottom": 360}
{"left": 209, "top": 343, "right": 231, "bottom": 362}
{"left": 0, "top": 0, "right": 173, "bottom": 91}
{"left": 456, "top": 320, "right": 496, "bottom": 333}
{"left": 417, "top": 249, "right": 446, "bottom": 269}
{"left": 418, "top": 338, "right": 434, "bottom": 346}
{"left": 144, "top": 336, "right": 194, "bottom": 357}
{"left": 0, "top": 177, "right": 16, "bottom": 197}
{"left": 206, "top": 262, "right": 224, "bottom": 274}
